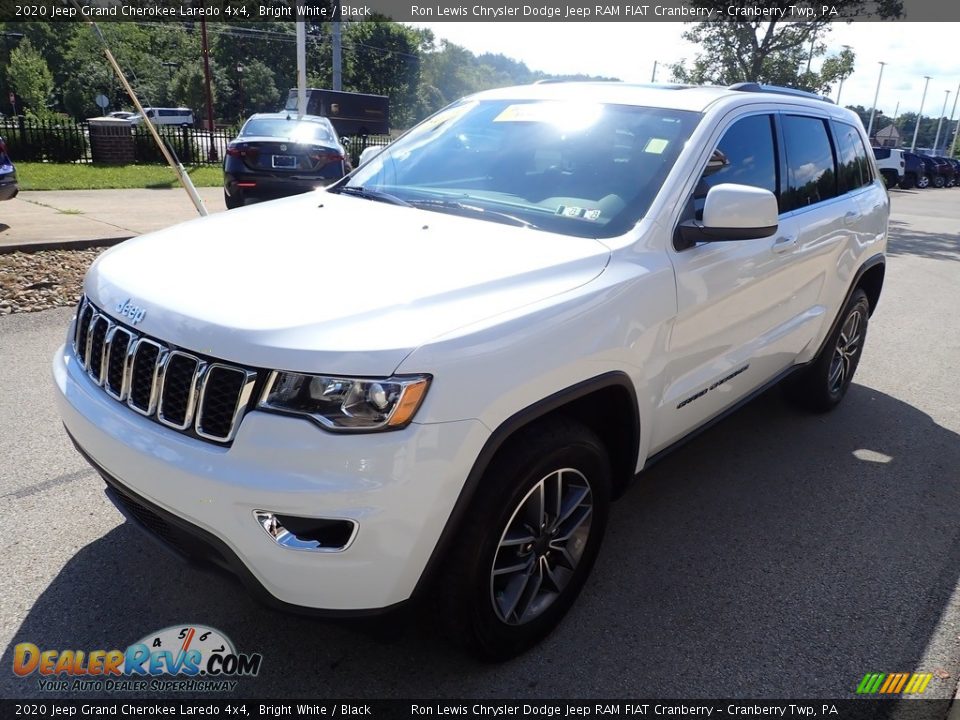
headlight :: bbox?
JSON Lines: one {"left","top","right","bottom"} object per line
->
{"left": 258, "top": 371, "right": 431, "bottom": 432}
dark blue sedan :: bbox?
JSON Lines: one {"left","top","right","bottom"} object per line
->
{"left": 0, "top": 136, "right": 18, "bottom": 201}
{"left": 223, "top": 113, "right": 348, "bottom": 209}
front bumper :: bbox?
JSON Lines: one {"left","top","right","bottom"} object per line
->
{"left": 53, "top": 342, "right": 489, "bottom": 612}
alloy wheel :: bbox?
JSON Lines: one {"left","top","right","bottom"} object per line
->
{"left": 828, "top": 308, "right": 863, "bottom": 395}
{"left": 490, "top": 468, "right": 594, "bottom": 626}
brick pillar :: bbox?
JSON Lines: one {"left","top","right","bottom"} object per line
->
{"left": 88, "top": 117, "right": 135, "bottom": 165}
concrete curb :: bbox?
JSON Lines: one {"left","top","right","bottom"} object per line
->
{"left": 0, "top": 236, "right": 132, "bottom": 254}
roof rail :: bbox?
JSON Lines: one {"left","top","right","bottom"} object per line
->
{"left": 728, "top": 82, "right": 834, "bottom": 104}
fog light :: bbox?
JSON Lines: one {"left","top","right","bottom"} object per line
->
{"left": 253, "top": 511, "right": 357, "bottom": 552}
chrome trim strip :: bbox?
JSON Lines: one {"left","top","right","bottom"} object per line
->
{"left": 252, "top": 510, "right": 359, "bottom": 553}
{"left": 102, "top": 325, "right": 134, "bottom": 401}
{"left": 86, "top": 315, "right": 111, "bottom": 387}
{"left": 157, "top": 351, "right": 204, "bottom": 430}
{"left": 195, "top": 364, "right": 257, "bottom": 442}
{"left": 126, "top": 338, "right": 166, "bottom": 417}
{"left": 72, "top": 296, "right": 88, "bottom": 357}
{"left": 83, "top": 311, "right": 100, "bottom": 375}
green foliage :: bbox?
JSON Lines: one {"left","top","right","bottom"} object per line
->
{"left": 7, "top": 38, "right": 53, "bottom": 113}
{"left": 15, "top": 162, "right": 221, "bottom": 191}
{"left": 671, "top": 1, "right": 902, "bottom": 91}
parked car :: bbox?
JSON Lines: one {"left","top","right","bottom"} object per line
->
{"left": 915, "top": 155, "right": 946, "bottom": 188}
{"left": 900, "top": 152, "right": 927, "bottom": 189}
{"left": 0, "top": 136, "right": 18, "bottom": 201}
{"left": 128, "top": 107, "right": 194, "bottom": 128}
{"left": 934, "top": 156, "right": 956, "bottom": 187}
{"left": 945, "top": 157, "right": 960, "bottom": 181}
{"left": 926, "top": 156, "right": 953, "bottom": 187}
{"left": 871, "top": 147, "right": 904, "bottom": 188}
{"left": 54, "top": 82, "right": 888, "bottom": 659}
{"left": 223, "top": 113, "right": 348, "bottom": 209}
{"left": 108, "top": 111, "right": 135, "bottom": 121}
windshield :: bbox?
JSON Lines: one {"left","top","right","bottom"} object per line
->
{"left": 240, "top": 118, "right": 336, "bottom": 144}
{"left": 343, "top": 99, "right": 699, "bottom": 238}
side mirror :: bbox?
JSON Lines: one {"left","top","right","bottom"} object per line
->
{"left": 677, "top": 183, "right": 778, "bottom": 248}
{"left": 358, "top": 145, "right": 385, "bottom": 166}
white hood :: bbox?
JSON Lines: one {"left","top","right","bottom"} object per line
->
{"left": 85, "top": 190, "right": 610, "bottom": 375}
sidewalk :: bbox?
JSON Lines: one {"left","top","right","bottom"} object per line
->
{"left": 0, "top": 187, "right": 226, "bottom": 253}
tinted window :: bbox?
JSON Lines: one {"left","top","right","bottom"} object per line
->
{"left": 836, "top": 123, "right": 871, "bottom": 192}
{"left": 346, "top": 100, "right": 701, "bottom": 239}
{"left": 781, "top": 115, "right": 837, "bottom": 211}
{"left": 873, "top": 147, "right": 890, "bottom": 160}
{"left": 694, "top": 114, "right": 777, "bottom": 218}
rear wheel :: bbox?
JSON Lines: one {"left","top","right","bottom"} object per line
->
{"left": 224, "top": 189, "right": 244, "bottom": 210}
{"left": 899, "top": 173, "right": 916, "bottom": 190}
{"left": 783, "top": 288, "right": 870, "bottom": 413}
{"left": 880, "top": 170, "right": 898, "bottom": 188}
{"left": 933, "top": 174, "right": 946, "bottom": 188}
{"left": 436, "top": 418, "right": 611, "bottom": 660}
{"left": 917, "top": 174, "right": 930, "bottom": 189}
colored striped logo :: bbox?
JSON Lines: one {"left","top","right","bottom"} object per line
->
{"left": 856, "top": 673, "right": 933, "bottom": 694}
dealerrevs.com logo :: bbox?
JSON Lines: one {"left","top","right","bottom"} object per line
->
{"left": 13, "top": 624, "right": 263, "bottom": 693}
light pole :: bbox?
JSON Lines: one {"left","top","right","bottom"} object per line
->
{"left": 651, "top": 60, "right": 658, "bottom": 83}
{"left": 950, "top": 81, "right": 960, "bottom": 157}
{"left": 933, "top": 89, "right": 950, "bottom": 154}
{"left": 236, "top": 64, "right": 244, "bottom": 120}
{"left": 835, "top": 45, "right": 853, "bottom": 105}
{"left": 911, "top": 76, "right": 931, "bottom": 152}
{"left": 866, "top": 61, "right": 886, "bottom": 140}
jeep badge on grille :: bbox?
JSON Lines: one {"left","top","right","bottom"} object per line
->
{"left": 116, "top": 298, "right": 146, "bottom": 325}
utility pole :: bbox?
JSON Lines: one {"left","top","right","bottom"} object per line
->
{"left": 911, "top": 76, "right": 931, "bottom": 152}
{"left": 296, "top": 22, "right": 306, "bottom": 118}
{"left": 933, "top": 90, "right": 950, "bottom": 154}
{"left": 866, "top": 61, "right": 885, "bottom": 140}
{"left": 200, "top": 17, "right": 217, "bottom": 161}
{"left": 332, "top": 4, "right": 342, "bottom": 92}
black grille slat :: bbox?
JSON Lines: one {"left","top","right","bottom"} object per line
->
{"left": 106, "top": 328, "right": 132, "bottom": 397}
{"left": 75, "top": 304, "right": 93, "bottom": 366}
{"left": 73, "top": 297, "right": 254, "bottom": 444}
{"left": 199, "top": 367, "right": 247, "bottom": 439}
{"left": 159, "top": 354, "right": 199, "bottom": 427}
{"left": 87, "top": 318, "right": 109, "bottom": 381}
{"left": 129, "top": 342, "right": 160, "bottom": 412}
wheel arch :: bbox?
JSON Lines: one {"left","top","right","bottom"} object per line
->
{"left": 857, "top": 261, "right": 885, "bottom": 317}
{"left": 411, "top": 371, "right": 641, "bottom": 601}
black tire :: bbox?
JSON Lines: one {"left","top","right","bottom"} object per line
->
{"left": 880, "top": 170, "right": 898, "bottom": 189}
{"left": 899, "top": 173, "right": 916, "bottom": 190}
{"left": 224, "top": 189, "right": 244, "bottom": 210}
{"left": 783, "top": 288, "right": 870, "bottom": 413}
{"left": 933, "top": 174, "right": 946, "bottom": 188}
{"left": 917, "top": 174, "right": 930, "bottom": 189}
{"left": 436, "top": 417, "right": 611, "bottom": 660}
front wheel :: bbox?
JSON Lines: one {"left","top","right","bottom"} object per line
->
{"left": 917, "top": 174, "right": 930, "bottom": 189}
{"left": 783, "top": 288, "right": 870, "bottom": 413}
{"left": 436, "top": 418, "right": 611, "bottom": 660}
{"left": 933, "top": 174, "right": 946, "bottom": 188}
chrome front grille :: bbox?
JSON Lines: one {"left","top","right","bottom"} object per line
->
{"left": 71, "top": 297, "right": 257, "bottom": 444}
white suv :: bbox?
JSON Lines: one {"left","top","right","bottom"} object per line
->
{"left": 54, "top": 82, "right": 888, "bottom": 659}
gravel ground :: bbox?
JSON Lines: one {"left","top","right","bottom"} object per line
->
{"left": 0, "top": 248, "right": 105, "bottom": 315}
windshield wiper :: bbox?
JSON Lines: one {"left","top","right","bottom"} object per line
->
{"left": 335, "top": 186, "right": 412, "bottom": 207}
{"left": 408, "top": 199, "right": 537, "bottom": 229}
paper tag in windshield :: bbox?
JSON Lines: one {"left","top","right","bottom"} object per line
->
{"left": 644, "top": 138, "right": 669, "bottom": 154}
{"left": 556, "top": 206, "right": 601, "bottom": 220}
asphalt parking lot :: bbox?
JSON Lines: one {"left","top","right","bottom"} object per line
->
{"left": 1, "top": 188, "right": 959, "bottom": 701}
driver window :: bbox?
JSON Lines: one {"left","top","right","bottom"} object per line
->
{"left": 693, "top": 114, "right": 778, "bottom": 219}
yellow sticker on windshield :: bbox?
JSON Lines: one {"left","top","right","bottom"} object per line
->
{"left": 644, "top": 138, "right": 669, "bottom": 154}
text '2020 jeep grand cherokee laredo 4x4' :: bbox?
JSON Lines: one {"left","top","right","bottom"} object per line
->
{"left": 54, "top": 82, "right": 888, "bottom": 659}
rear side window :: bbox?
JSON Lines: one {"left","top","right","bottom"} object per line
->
{"left": 694, "top": 114, "right": 777, "bottom": 218}
{"left": 835, "top": 122, "right": 872, "bottom": 193}
{"left": 781, "top": 115, "right": 837, "bottom": 212}
{"left": 873, "top": 147, "right": 890, "bottom": 160}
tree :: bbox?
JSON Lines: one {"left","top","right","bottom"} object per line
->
{"left": 670, "top": 1, "right": 902, "bottom": 91}
{"left": 239, "top": 60, "right": 280, "bottom": 116}
{"left": 7, "top": 38, "right": 53, "bottom": 114}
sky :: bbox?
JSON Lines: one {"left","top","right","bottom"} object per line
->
{"left": 411, "top": 21, "right": 960, "bottom": 121}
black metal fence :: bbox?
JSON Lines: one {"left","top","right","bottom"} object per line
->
{"left": 0, "top": 118, "right": 393, "bottom": 167}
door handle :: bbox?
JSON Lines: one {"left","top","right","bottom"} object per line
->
{"left": 843, "top": 211, "right": 859, "bottom": 226}
{"left": 772, "top": 235, "right": 798, "bottom": 253}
